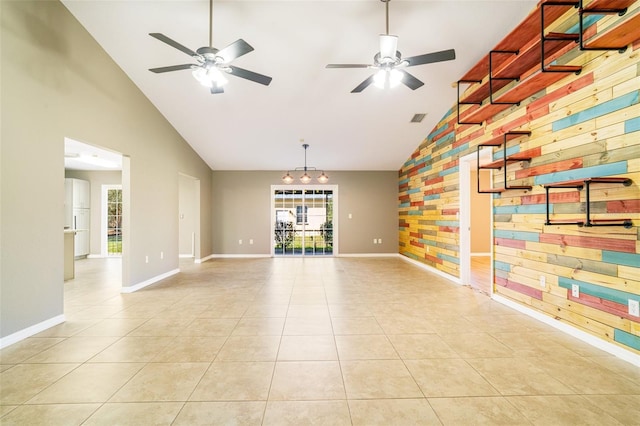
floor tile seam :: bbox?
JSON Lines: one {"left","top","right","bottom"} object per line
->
{"left": 328, "top": 310, "right": 354, "bottom": 426}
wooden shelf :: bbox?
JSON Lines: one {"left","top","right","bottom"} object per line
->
{"left": 460, "top": 0, "right": 579, "bottom": 81}
{"left": 477, "top": 131, "right": 532, "bottom": 193}
{"left": 457, "top": 0, "right": 582, "bottom": 125}
{"left": 580, "top": 0, "right": 640, "bottom": 51}
{"left": 544, "top": 177, "right": 633, "bottom": 227}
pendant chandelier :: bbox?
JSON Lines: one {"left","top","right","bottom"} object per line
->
{"left": 282, "top": 143, "right": 329, "bottom": 184}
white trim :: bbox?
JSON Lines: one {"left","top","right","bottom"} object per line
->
{"left": 101, "top": 184, "right": 122, "bottom": 257}
{"left": 120, "top": 268, "right": 179, "bottom": 293}
{"left": 179, "top": 254, "right": 194, "bottom": 259}
{"left": 209, "top": 254, "right": 271, "bottom": 259}
{"left": 493, "top": 294, "right": 640, "bottom": 368}
{"left": 338, "top": 253, "right": 399, "bottom": 258}
{"left": 471, "top": 252, "right": 491, "bottom": 257}
{"left": 0, "top": 315, "right": 66, "bottom": 349}
{"left": 195, "top": 254, "right": 215, "bottom": 264}
{"left": 398, "top": 254, "right": 461, "bottom": 285}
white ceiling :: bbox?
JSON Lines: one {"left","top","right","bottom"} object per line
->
{"left": 61, "top": 0, "right": 536, "bottom": 172}
{"left": 64, "top": 137, "right": 123, "bottom": 171}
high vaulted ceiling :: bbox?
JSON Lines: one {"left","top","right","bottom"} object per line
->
{"left": 62, "top": 0, "right": 536, "bottom": 172}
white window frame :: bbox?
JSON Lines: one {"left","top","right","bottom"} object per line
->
{"left": 101, "top": 184, "right": 123, "bottom": 257}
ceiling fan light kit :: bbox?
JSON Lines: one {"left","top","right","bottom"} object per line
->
{"left": 282, "top": 143, "right": 329, "bottom": 184}
{"left": 326, "top": 0, "right": 456, "bottom": 93}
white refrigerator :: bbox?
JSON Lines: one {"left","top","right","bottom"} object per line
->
{"left": 65, "top": 178, "right": 91, "bottom": 258}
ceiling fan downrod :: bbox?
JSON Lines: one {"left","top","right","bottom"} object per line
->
{"left": 209, "top": 0, "right": 214, "bottom": 48}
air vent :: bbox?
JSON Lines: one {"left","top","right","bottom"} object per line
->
{"left": 410, "top": 113, "right": 426, "bottom": 123}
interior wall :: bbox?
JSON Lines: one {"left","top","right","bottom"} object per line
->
{"left": 212, "top": 171, "right": 398, "bottom": 255}
{"left": 65, "top": 170, "right": 122, "bottom": 256}
{"left": 179, "top": 174, "right": 198, "bottom": 257}
{"left": 399, "top": 6, "right": 639, "bottom": 355}
{"left": 470, "top": 170, "right": 491, "bottom": 254}
{"left": 1, "top": 0, "right": 212, "bottom": 341}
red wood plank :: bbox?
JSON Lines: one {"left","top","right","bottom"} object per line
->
{"left": 583, "top": 0, "right": 636, "bottom": 10}
{"left": 539, "top": 233, "right": 637, "bottom": 253}
{"left": 455, "top": 128, "right": 486, "bottom": 147}
{"left": 568, "top": 292, "right": 640, "bottom": 323}
{"left": 495, "top": 237, "right": 527, "bottom": 249}
{"left": 496, "top": 276, "right": 544, "bottom": 300}
{"left": 439, "top": 226, "right": 459, "bottom": 233}
{"left": 443, "top": 159, "right": 459, "bottom": 170}
{"left": 584, "top": 12, "right": 640, "bottom": 49}
{"left": 492, "top": 106, "right": 549, "bottom": 134}
{"left": 423, "top": 176, "right": 444, "bottom": 186}
{"left": 522, "top": 191, "right": 581, "bottom": 204}
{"left": 410, "top": 240, "right": 424, "bottom": 248}
{"left": 526, "top": 72, "right": 594, "bottom": 113}
{"left": 424, "top": 253, "right": 443, "bottom": 264}
{"left": 424, "top": 188, "right": 444, "bottom": 196}
{"left": 607, "top": 199, "right": 640, "bottom": 213}
{"left": 515, "top": 158, "right": 583, "bottom": 179}
{"left": 493, "top": 67, "right": 581, "bottom": 105}
{"left": 442, "top": 208, "right": 459, "bottom": 216}
{"left": 459, "top": 103, "right": 512, "bottom": 125}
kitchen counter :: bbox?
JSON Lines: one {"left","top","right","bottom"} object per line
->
{"left": 64, "top": 229, "right": 76, "bottom": 280}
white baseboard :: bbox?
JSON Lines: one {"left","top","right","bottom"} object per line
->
{"left": 0, "top": 314, "right": 66, "bottom": 349}
{"left": 209, "top": 254, "right": 271, "bottom": 259}
{"left": 195, "top": 254, "right": 214, "bottom": 264}
{"left": 338, "top": 253, "right": 399, "bottom": 258}
{"left": 471, "top": 252, "right": 491, "bottom": 257}
{"left": 121, "top": 269, "right": 180, "bottom": 294}
{"left": 179, "top": 254, "right": 194, "bottom": 259}
{"left": 398, "top": 254, "right": 461, "bottom": 285}
{"left": 493, "top": 294, "right": 640, "bottom": 368}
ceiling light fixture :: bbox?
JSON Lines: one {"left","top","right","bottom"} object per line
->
{"left": 282, "top": 142, "right": 329, "bottom": 184}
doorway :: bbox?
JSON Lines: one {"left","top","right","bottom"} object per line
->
{"left": 179, "top": 174, "right": 201, "bottom": 261}
{"left": 102, "top": 185, "right": 123, "bottom": 256}
{"left": 272, "top": 186, "right": 337, "bottom": 256}
{"left": 459, "top": 151, "right": 493, "bottom": 294}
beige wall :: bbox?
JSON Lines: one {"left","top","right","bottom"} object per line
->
{"left": 212, "top": 171, "right": 398, "bottom": 255}
{"left": 1, "top": 1, "right": 212, "bottom": 341}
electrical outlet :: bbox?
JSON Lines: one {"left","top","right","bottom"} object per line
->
{"left": 378, "top": 238, "right": 382, "bottom": 244}
{"left": 239, "top": 239, "right": 243, "bottom": 245}
{"left": 571, "top": 284, "right": 580, "bottom": 298}
{"left": 249, "top": 239, "right": 254, "bottom": 245}
{"left": 629, "top": 300, "right": 640, "bottom": 317}
{"left": 145, "top": 255, "right": 149, "bottom": 264}
{"left": 539, "top": 275, "right": 546, "bottom": 288}
{"left": 373, "top": 238, "right": 377, "bottom": 244}
{"left": 160, "top": 251, "right": 164, "bottom": 260}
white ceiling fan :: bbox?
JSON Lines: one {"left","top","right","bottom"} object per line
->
{"left": 326, "top": 0, "right": 456, "bottom": 93}
{"left": 148, "top": 0, "right": 272, "bottom": 94}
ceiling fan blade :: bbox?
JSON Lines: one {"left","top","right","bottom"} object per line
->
{"left": 149, "top": 33, "right": 199, "bottom": 57}
{"left": 379, "top": 35, "right": 399, "bottom": 60}
{"left": 404, "top": 49, "right": 456, "bottom": 67}
{"left": 398, "top": 70, "right": 424, "bottom": 90}
{"left": 227, "top": 65, "right": 273, "bottom": 86}
{"left": 215, "top": 39, "right": 254, "bottom": 63}
{"left": 326, "top": 64, "right": 370, "bottom": 69}
{"left": 351, "top": 75, "right": 375, "bottom": 93}
{"left": 149, "top": 64, "right": 194, "bottom": 73}
{"left": 211, "top": 85, "right": 224, "bottom": 94}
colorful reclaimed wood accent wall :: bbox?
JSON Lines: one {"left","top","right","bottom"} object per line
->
{"left": 399, "top": 2, "right": 640, "bottom": 355}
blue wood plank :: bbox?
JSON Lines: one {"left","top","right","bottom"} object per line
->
{"left": 494, "top": 229, "right": 540, "bottom": 242}
{"left": 494, "top": 261, "right": 511, "bottom": 272}
{"left": 436, "top": 220, "right": 459, "bottom": 227}
{"left": 614, "top": 329, "right": 640, "bottom": 351}
{"left": 534, "top": 161, "right": 628, "bottom": 185}
{"left": 494, "top": 204, "right": 547, "bottom": 215}
{"left": 438, "top": 253, "right": 460, "bottom": 265}
{"left": 558, "top": 277, "right": 640, "bottom": 306}
{"left": 552, "top": 91, "right": 639, "bottom": 132}
{"left": 602, "top": 251, "right": 640, "bottom": 268}
{"left": 625, "top": 116, "right": 640, "bottom": 133}
{"left": 439, "top": 166, "right": 459, "bottom": 176}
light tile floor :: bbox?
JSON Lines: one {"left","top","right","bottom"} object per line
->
{"left": 1, "top": 257, "right": 640, "bottom": 425}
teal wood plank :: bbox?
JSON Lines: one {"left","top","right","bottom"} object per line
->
{"left": 494, "top": 204, "right": 547, "bottom": 215}
{"left": 625, "top": 116, "right": 640, "bottom": 133}
{"left": 614, "top": 329, "right": 640, "bottom": 351}
{"left": 558, "top": 277, "right": 640, "bottom": 306}
{"left": 439, "top": 166, "right": 459, "bottom": 176}
{"left": 494, "top": 229, "right": 540, "bottom": 242}
{"left": 602, "top": 251, "right": 640, "bottom": 268}
{"left": 552, "top": 91, "right": 639, "bottom": 132}
{"left": 436, "top": 220, "right": 459, "bottom": 227}
{"left": 438, "top": 253, "right": 460, "bottom": 265}
{"left": 494, "top": 261, "right": 511, "bottom": 272}
{"left": 534, "top": 161, "right": 628, "bottom": 185}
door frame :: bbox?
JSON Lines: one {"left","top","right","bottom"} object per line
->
{"left": 101, "top": 184, "right": 123, "bottom": 257}
{"left": 270, "top": 184, "right": 339, "bottom": 257}
{"left": 459, "top": 151, "right": 494, "bottom": 293}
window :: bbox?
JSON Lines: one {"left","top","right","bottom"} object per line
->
{"left": 296, "top": 205, "right": 308, "bottom": 225}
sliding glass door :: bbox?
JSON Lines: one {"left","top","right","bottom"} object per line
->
{"left": 273, "top": 186, "right": 336, "bottom": 256}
